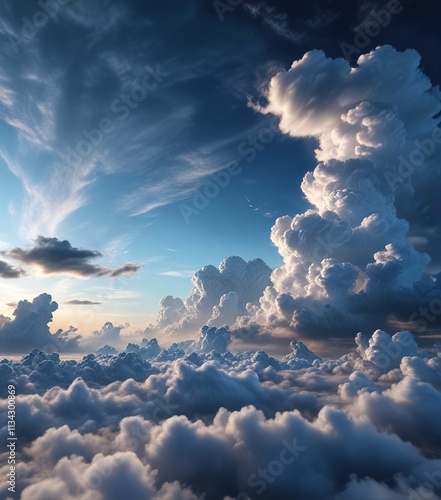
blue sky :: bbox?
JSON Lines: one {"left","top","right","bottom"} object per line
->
{"left": 0, "top": 0, "right": 440, "bottom": 339}
{"left": 0, "top": 0, "right": 314, "bottom": 332}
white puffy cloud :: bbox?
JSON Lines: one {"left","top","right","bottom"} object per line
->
{"left": 1, "top": 328, "right": 440, "bottom": 498}
{"left": 147, "top": 256, "right": 272, "bottom": 338}
{"left": 0, "top": 293, "right": 80, "bottom": 353}
{"left": 235, "top": 45, "right": 441, "bottom": 343}
{"left": 258, "top": 46, "right": 440, "bottom": 164}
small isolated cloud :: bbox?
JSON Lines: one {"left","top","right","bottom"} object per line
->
{"left": 5, "top": 236, "right": 142, "bottom": 279}
{"left": 159, "top": 270, "right": 195, "bottom": 278}
{"left": 6, "top": 236, "right": 106, "bottom": 277}
{"left": 65, "top": 300, "right": 102, "bottom": 305}
{"left": 110, "top": 263, "right": 143, "bottom": 278}
{"left": 0, "top": 259, "right": 25, "bottom": 279}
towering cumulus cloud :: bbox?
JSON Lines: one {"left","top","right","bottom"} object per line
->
{"left": 0, "top": 293, "right": 80, "bottom": 353}
{"left": 147, "top": 256, "right": 272, "bottom": 338}
{"left": 236, "top": 45, "right": 441, "bottom": 342}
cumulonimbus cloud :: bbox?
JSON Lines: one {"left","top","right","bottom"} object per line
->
{"left": 227, "top": 45, "right": 441, "bottom": 344}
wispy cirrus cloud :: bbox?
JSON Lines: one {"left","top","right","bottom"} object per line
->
{"left": 244, "top": 2, "right": 304, "bottom": 43}
{"left": 0, "top": 0, "right": 295, "bottom": 239}
{"left": 158, "top": 270, "right": 195, "bottom": 278}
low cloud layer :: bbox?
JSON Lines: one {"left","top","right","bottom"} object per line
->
{"left": 1, "top": 327, "right": 440, "bottom": 499}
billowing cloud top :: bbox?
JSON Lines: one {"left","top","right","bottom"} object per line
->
{"left": 146, "top": 256, "right": 272, "bottom": 338}
{"left": 222, "top": 45, "right": 441, "bottom": 344}
{"left": 0, "top": 293, "right": 79, "bottom": 353}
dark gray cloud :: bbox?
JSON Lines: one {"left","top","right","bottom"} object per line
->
{"left": 110, "top": 263, "right": 143, "bottom": 278}
{"left": 6, "top": 236, "right": 107, "bottom": 277}
{"left": 5, "top": 236, "right": 141, "bottom": 279}
{"left": 0, "top": 259, "right": 24, "bottom": 278}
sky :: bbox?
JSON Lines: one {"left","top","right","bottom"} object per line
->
{"left": 0, "top": 0, "right": 441, "bottom": 354}
{"left": 2, "top": 2, "right": 441, "bottom": 499}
